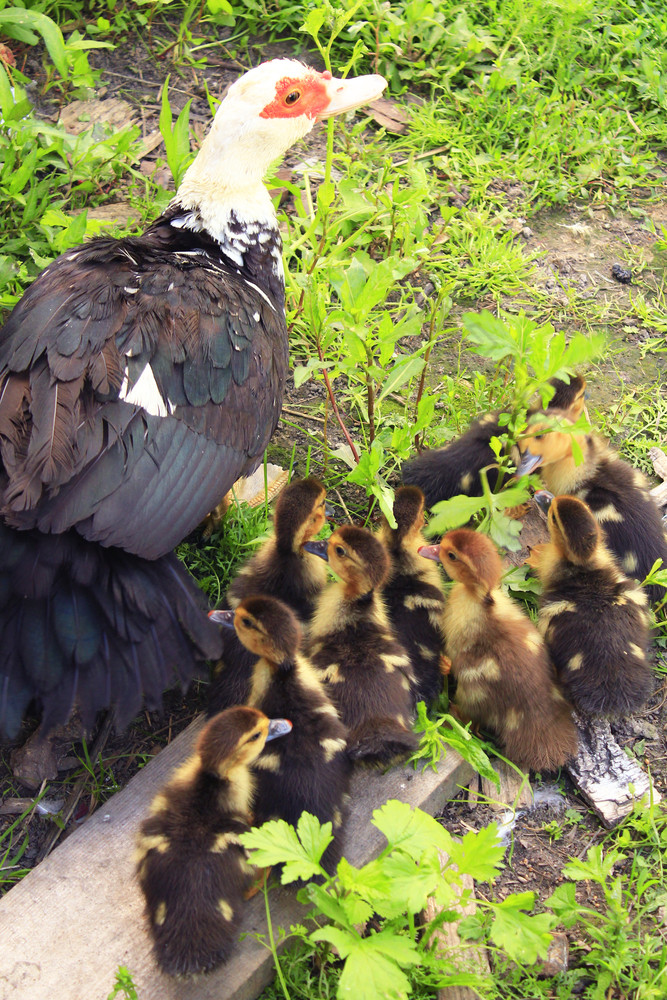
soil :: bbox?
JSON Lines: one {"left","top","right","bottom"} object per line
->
{"left": 2, "top": 18, "right": 667, "bottom": 994}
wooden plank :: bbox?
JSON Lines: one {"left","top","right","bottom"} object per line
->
{"left": 0, "top": 718, "right": 473, "bottom": 1000}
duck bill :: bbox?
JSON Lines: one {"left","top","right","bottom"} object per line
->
{"left": 418, "top": 544, "right": 441, "bottom": 562}
{"left": 516, "top": 448, "right": 543, "bottom": 476}
{"left": 303, "top": 539, "right": 329, "bottom": 561}
{"left": 316, "top": 73, "right": 387, "bottom": 120}
{"left": 266, "top": 718, "right": 292, "bottom": 741}
{"left": 208, "top": 609, "right": 235, "bottom": 628}
{"left": 534, "top": 490, "right": 554, "bottom": 516}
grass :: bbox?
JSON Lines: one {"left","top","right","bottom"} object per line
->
{"left": 1, "top": 0, "right": 667, "bottom": 997}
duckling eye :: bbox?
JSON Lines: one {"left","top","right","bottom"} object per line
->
{"left": 284, "top": 90, "right": 301, "bottom": 106}
{"left": 448, "top": 551, "right": 457, "bottom": 562}
{"left": 241, "top": 617, "right": 253, "bottom": 628}
{"left": 248, "top": 732, "right": 261, "bottom": 742}
{"left": 534, "top": 434, "right": 545, "bottom": 440}
{"left": 335, "top": 545, "right": 346, "bottom": 557}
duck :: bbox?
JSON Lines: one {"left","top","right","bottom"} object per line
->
{"left": 216, "top": 594, "right": 351, "bottom": 874}
{"left": 531, "top": 493, "right": 653, "bottom": 716}
{"left": 135, "top": 705, "right": 292, "bottom": 976}
{"left": 401, "top": 375, "right": 587, "bottom": 508}
{"left": 376, "top": 485, "right": 446, "bottom": 705}
{"left": 305, "top": 525, "right": 418, "bottom": 765}
{"left": 420, "top": 528, "right": 578, "bottom": 771}
{"left": 207, "top": 476, "right": 331, "bottom": 714}
{"left": 517, "top": 411, "right": 667, "bottom": 608}
{"left": 0, "top": 61, "right": 386, "bottom": 737}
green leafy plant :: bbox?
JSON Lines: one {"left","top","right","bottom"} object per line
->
{"left": 158, "top": 75, "right": 194, "bottom": 189}
{"left": 409, "top": 700, "right": 500, "bottom": 789}
{"left": 241, "top": 803, "right": 557, "bottom": 1000}
{"left": 106, "top": 966, "right": 139, "bottom": 1000}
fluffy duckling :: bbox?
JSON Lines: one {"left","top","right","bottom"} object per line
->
{"left": 517, "top": 415, "right": 667, "bottom": 608}
{"left": 532, "top": 494, "right": 653, "bottom": 716}
{"left": 217, "top": 595, "right": 351, "bottom": 874}
{"left": 208, "top": 477, "right": 330, "bottom": 714}
{"left": 305, "top": 525, "right": 419, "bottom": 765}
{"left": 135, "top": 706, "right": 291, "bottom": 977}
{"left": 377, "top": 486, "right": 447, "bottom": 705}
{"left": 402, "top": 375, "right": 587, "bottom": 507}
{"left": 421, "top": 529, "right": 578, "bottom": 771}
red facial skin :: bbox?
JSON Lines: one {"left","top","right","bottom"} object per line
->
{"left": 260, "top": 71, "right": 332, "bottom": 120}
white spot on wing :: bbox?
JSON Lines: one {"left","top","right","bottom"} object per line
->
{"left": 119, "top": 363, "right": 168, "bottom": 417}
{"left": 243, "top": 278, "right": 276, "bottom": 313}
{"left": 253, "top": 311, "right": 260, "bottom": 322}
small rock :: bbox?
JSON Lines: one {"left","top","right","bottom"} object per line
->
{"left": 611, "top": 263, "right": 632, "bottom": 284}
{"left": 521, "top": 226, "right": 533, "bottom": 238}
{"left": 10, "top": 734, "right": 59, "bottom": 790}
{"left": 538, "top": 932, "right": 569, "bottom": 977}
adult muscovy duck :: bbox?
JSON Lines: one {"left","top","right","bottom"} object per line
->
{"left": 0, "top": 60, "right": 386, "bottom": 737}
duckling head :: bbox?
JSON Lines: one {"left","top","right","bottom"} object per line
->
{"left": 438, "top": 528, "right": 503, "bottom": 595}
{"left": 547, "top": 495, "right": 601, "bottom": 566}
{"left": 516, "top": 410, "right": 579, "bottom": 476}
{"left": 274, "top": 477, "right": 329, "bottom": 552}
{"left": 547, "top": 374, "right": 587, "bottom": 419}
{"left": 309, "top": 525, "right": 389, "bottom": 598}
{"left": 231, "top": 595, "right": 301, "bottom": 667}
{"left": 196, "top": 706, "right": 292, "bottom": 777}
{"left": 384, "top": 486, "right": 426, "bottom": 546}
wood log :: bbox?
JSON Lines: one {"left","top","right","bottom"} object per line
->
{"left": 481, "top": 759, "right": 533, "bottom": 811}
{"left": 566, "top": 713, "right": 661, "bottom": 828}
{"left": 424, "top": 851, "right": 490, "bottom": 1000}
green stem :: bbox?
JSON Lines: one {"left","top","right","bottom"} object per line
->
{"left": 262, "top": 879, "right": 291, "bottom": 1000}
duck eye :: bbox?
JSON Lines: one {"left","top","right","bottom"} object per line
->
{"left": 284, "top": 90, "right": 301, "bottom": 106}
{"left": 249, "top": 732, "right": 261, "bottom": 742}
{"left": 241, "top": 617, "right": 253, "bottom": 628}
{"left": 448, "top": 551, "right": 457, "bottom": 561}
{"left": 534, "top": 434, "right": 545, "bottom": 440}
{"left": 335, "top": 545, "right": 346, "bottom": 557}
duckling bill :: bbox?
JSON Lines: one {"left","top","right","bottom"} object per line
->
{"left": 422, "top": 528, "right": 578, "bottom": 772}
{"left": 136, "top": 706, "right": 291, "bottom": 976}
{"left": 306, "top": 525, "right": 419, "bottom": 765}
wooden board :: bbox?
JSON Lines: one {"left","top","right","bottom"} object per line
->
{"left": 0, "top": 719, "right": 473, "bottom": 1000}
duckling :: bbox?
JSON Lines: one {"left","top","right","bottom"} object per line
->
{"left": 421, "top": 529, "right": 578, "bottom": 772}
{"left": 402, "top": 375, "right": 587, "bottom": 507}
{"left": 216, "top": 595, "right": 351, "bottom": 874}
{"left": 135, "top": 706, "right": 291, "bottom": 977}
{"left": 208, "top": 477, "right": 330, "bottom": 714}
{"left": 532, "top": 494, "right": 653, "bottom": 716}
{"left": 517, "top": 414, "right": 667, "bottom": 607}
{"left": 377, "top": 486, "right": 447, "bottom": 705}
{"left": 305, "top": 525, "right": 419, "bottom": 765}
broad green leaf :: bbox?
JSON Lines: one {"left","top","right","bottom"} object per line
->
{"left": 377, "top": 355, "right": 425, "bottom": 402}
{"left": 378, "top": 850, "right": 444, "bottom": 915}
{"left": 305, "top": 881, "right": 372, "bottom": 928}
{"left": 295, "top": 812, "right": 334, "bottom": 866}
{"left": 446, "top": 823, "right": 504, "bottom": 882}
{"left": 0, "top": 9, "right": 67, "bottom": 77}
{"left": 372, "top": 800, "right": 451, "bottom": 858}
{"left": 462, "top": 310, "right": 519, "bottom": 361}
{"left": 544, "top": 882, "right": 581, "bottom": 928}
{"left": 562, "top": 844, "right": 622, "bottom": 883}
{"left": 239, "top": 818, "right": 324, "bottom": 883}
{"left": 428, "top": 494, "right": 486, "bottom": 534}
{"left": 489, "top": 893, "right": 555, "bottom": 964}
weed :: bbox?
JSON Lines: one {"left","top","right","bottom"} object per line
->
{"left": 106, "top": 966, "right": 139, "bottom": 1000}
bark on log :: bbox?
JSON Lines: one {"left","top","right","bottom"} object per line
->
{"left": 566, "top": 713, "right": 661, "bottom": 828}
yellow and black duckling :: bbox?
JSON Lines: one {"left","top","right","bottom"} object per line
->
{"left": 517, "top": 413, "right": 667, "bottom": 608}
{"left": 402, "top": 375, "right": 587, "bottom": 507}
{"left": 208, "top": 477, "right": 331, "bottom": 714}
{"left": 421, "top": 528, "right": 578, "bottom": 772}
{"left": 135, "top": 706, "right": 291, "bottom": 977}
{"left": 216, "top": 594, "right": 351, "bottom": 874}
{"left": 532, "top": 493, "right": 653, "bottom": 716}
{"left": 377, "top": 486, "right": 447, "bottom": 705}
{"left": 305, "top": 525, "right": 419, "bottom": 765}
